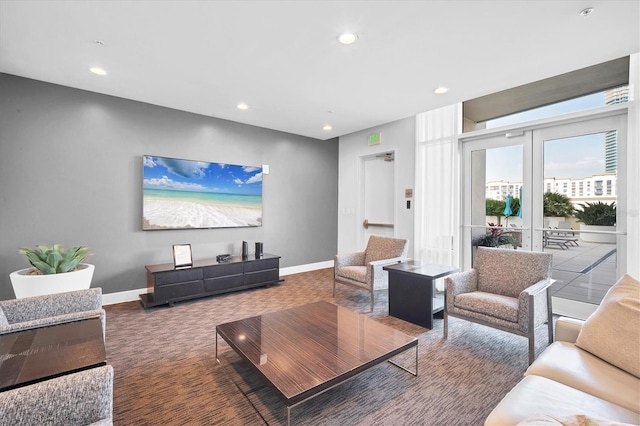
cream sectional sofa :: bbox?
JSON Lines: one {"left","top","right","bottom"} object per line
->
{"left": 485, "top": 274, "right": 640, "bottom": 426}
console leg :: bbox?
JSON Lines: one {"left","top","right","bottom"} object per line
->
{"left": 215, "top": 331, "right": 220, "bottom": 364}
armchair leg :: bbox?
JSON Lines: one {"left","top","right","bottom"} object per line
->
{"left": 546, "top": 289, "right": 554, "bottom": 344}
{"left": 333, "top": 280, "right": 336, "bottom": 297}
{"left": 528, "top": 333, "right": 535, "bottom": 365}
{"left": 443, "top": 310, "right": 448, "bottom": 339}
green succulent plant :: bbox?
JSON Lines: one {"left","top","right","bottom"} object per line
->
{"left": 19, "top": 245, "right": 90, "bottom": 275}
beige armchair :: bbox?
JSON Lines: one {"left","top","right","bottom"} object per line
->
{"left": 444, "top": 247, "right": 553, "bottom": 364}
{"left": 334, "top": 235, "right": 409, "bottom": 312}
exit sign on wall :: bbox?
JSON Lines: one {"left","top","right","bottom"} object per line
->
{"left": 368, "top": 132, "right": 381, "bottom": 146}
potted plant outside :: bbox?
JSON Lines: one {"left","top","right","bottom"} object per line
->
{"left": 9, "top": 245, "right": 94, "bottom": 298}
{"left": 574, "top": 201, "right": 616, "bottom": 243}
{"left": 472, "top": 223, "right": 517, "bottom": 248}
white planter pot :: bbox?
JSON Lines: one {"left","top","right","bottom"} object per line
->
{"left": 9, "top": 263, "right": 95, "bottom": 298}
{"left": 579, "top": 224, "right": 617, "bottom": 244}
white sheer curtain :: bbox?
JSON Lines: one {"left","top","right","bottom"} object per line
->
{"left": 414, "top": 104, "right": 462, "bottom": 275}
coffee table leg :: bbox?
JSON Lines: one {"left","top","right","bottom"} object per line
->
{"left": 387, "top": 343, "right": 418, "bottom": 376}
{"left": 287, "top": 406, "right": 291, "bottom": 426}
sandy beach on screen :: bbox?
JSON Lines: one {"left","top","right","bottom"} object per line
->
{"left": 143, "top": 199, "right": 261, "bottom": 229}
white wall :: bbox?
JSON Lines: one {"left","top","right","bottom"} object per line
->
{"left": 337, "top": 117, "right": 415, "bottom": 255}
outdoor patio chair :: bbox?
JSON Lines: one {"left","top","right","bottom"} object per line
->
{"left": 334, "top": 235, "right": 409, "bottom": 312}
{"left": 444, "top": 247, "right": 554, "bottom": 364}
{"left": 553, "top": 221, "right": 579, "bottom": 246}
{"left": 543, "top": 232, "right": 570, "bottom": 249}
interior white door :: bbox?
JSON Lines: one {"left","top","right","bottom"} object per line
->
{"left": 363, "top": 153, "right": 395, "bottom": 243}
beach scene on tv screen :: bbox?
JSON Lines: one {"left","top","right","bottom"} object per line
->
{"left": 143, "top": 155, "right": 263, "bottom": 230}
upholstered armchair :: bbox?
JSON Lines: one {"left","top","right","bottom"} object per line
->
{"left": 0, "top": 288, "right": 106, "bottom": 340}
{"left": 444, "top": 247, "right": 553, "bottom": 364}
{"left": 0, "top": 364, "right": 114, "bottom": 426}
{"left": 334, "top": 235, "right": 409, "bottom": 311}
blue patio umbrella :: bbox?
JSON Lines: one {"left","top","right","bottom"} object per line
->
{"left": 517, "top": 186, "right": 523, "bottom": 218}
{"left": 503, "top": 193, "right": 513, "bottom": 217}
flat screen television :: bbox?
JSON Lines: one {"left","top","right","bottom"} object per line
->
{"left": 142, "top": 155, "right": 263, "bottom": 230}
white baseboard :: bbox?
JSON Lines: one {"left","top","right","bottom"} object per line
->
{"left": 552, "top": 296, "right": 598, "bottom": 320}
{"left": 102, "top": 288, "right": 149, "bottom": 306}
{"left": 280, "top": 260, "right": 333, "bottom": 276}
{"left": 100, "top": 260, "right": 334, "bottom": 306}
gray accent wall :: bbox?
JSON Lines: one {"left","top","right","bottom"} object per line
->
{"left": 0, "top": 73, "right": 338, "bottom": 300}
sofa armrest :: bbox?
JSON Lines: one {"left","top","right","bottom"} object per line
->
{"left": 518, "top": 279, "right": 552, "bottom": 328}
{"left": 0, "top": 309, "right": 106, "bottom": 338}
{"left": 367, "top": 257, "right": 408, "bottom": 284}
{"left": 445, "top": 269, "right": 477, "bottom": 297}
{"left": 0, "top": 288, "right": 103, "bottom": 323}
{"left": 521, "top": 278, "right": 552, "bottom": 297}
{"left": 555, "top": 316, "right": 584, "bottom": 343}
{"left": 334, "top": 251, "right": 366, "bottom": 268}
{"left": 445, "top": 270, "right": 478, "bottom": 312}
{"left": 368, "top": 256, "right": 408, "bottom": 268}
{"left": 0, "top": 364, "right": 113, "bottom": 426}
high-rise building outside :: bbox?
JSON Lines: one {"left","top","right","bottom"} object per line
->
{"left": 604, "top": 86, "right": 629, "bottom": 172}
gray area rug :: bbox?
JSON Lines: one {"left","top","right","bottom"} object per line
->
{"left": 105, "top": 268, "right": 552, "bottom": 425}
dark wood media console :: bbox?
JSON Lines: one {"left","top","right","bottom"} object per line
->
{"left": 140, "top": 254, "right": 281, "bottom": 308}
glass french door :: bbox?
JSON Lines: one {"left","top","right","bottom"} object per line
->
{"left": 462, "top": 111, "right": 627, "bottom": 318}
{"left": 462, "top": 131, "right": 531, "bottom": 269}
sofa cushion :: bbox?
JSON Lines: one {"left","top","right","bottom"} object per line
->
{"left": 364, "top": 236, "right": 407, "bottom": 265}
{"left": 335, "top": 266, "right": 367, "bottom": 283}
{"left": 575, "top": 274, "right": 640, "bottom": 378}
{"left": 484, "top": 375, "right": 640, "bottom": 426}
{"left": 517, "top": 414, "right": 636, "bottom": 425}
{"left": 454, "top": 291, "right": 519, "bottom": 322}
{"left": 525, "top": 341, "right": 640, "bottom": 413}
{"left": 475, "top": 247, "right": 552, "bottom": 298}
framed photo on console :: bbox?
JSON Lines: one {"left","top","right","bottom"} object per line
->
{"left": 172, "top": 244, "right": 193, "bottom": 268}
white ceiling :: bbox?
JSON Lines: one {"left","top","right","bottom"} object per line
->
{"left": 1, "top": 1, "right": 638, "bottom": 140}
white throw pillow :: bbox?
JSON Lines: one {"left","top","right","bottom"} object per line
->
{"left": 575, "top": 274, "right": 640, "bottom": 378}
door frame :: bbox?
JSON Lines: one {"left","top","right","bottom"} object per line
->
{"left": 532, "top": 112, "right": 628, "bottom": 277}
{"left": 460, "top": 106, "right": 628, "bottom": 272}
{"left": 358, "top": 150, "right": 397, "bottom": 248}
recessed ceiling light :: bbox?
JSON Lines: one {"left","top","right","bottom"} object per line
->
{"left": 579, "top": 7, "right": 594, "bottom": 17}
{"left": 89, "top": 67, "right": 107, "bottom": 76}
{"left": 237, "top": 103, "right": 249, "bottom": 110}
{"left": 323, "top": 124, "right": 332, "bottom": 131}
{"left": 337, "top": 33, "right": 358, "bottom": 45}
{"left": 434, "top": 86, "right": 449, "bottom": 95}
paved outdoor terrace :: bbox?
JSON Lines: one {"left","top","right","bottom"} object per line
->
{"left": 547, "top": 240, "right": 617, "bottom": 305}
{"left": 541, "top": 235, "right": 619, "bottom": 320}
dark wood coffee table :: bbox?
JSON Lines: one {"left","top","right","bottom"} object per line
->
{"left": 0, "top": 317, "right": 106, "bottom": 391}
{"left": 216, "top": 301, "right": 418, "bottom": 425}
